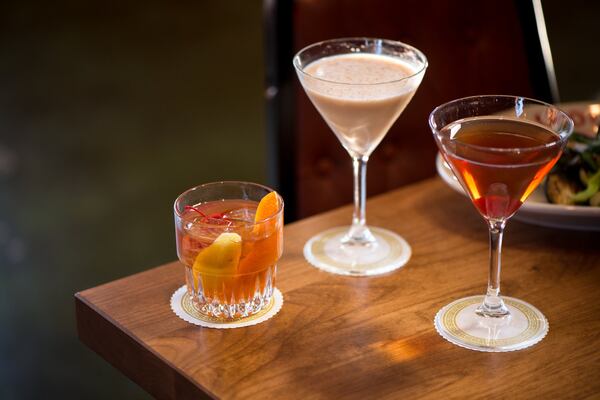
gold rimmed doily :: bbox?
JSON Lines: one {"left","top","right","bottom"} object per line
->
{"left": 170, "top": 286, "right": 283, "bottom": 329}
{"left": 434, "top": 295, "right": 548, "bottom": 352}
{"left": 303, "top": 226, "right": 411, "bottom": 276}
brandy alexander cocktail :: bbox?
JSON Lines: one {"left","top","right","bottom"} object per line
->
{"left": 174, "top": 182, "right": 283, "bottom": 320}
{"left": 294, "top": 38, "right": 427, "bottom": 276}
{"left": 430, "top": 96, "right": 573, "bottom": 352}
{"left": 302, "top": 53, "right": 419, "bottom": 157}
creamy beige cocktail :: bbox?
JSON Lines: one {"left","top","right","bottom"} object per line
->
{"left": 294, "top": 38, "right": 427, "bottom": 276}
{"left": 302, "top": 53, "right": 420, "bottom": 157}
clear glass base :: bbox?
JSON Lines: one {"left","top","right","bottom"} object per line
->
{"left": 185, "top": 265, "right": 276, "bottom": 320}
{"left": 191, "top": 291, "right": 274, "bottom": 321}
{"left": 172, "top": 285, "right": 283, "bottom": 328}
{"left": 303, "top": 226, "right": 411, "bottom": 276}
{"left": 434, "top": 295, "right": 548, "bottom": 352}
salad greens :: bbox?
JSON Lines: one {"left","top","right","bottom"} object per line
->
{"left": 546, "top": 132, "right": 600, "bottom": 207}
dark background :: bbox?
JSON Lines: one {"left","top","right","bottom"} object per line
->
{"left": 0, "top": 1, "right": 597, "bottom": 399}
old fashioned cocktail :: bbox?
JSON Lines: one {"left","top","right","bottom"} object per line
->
{"left": 174, "top": 182, "right": 283, "bottom": 320}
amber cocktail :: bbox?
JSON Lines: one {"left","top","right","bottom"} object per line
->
{"left": 174, "top": 181, "right": 283, "bottom": 320}
{"left": 430, "top": 95, "right": 573, "bottom": 352}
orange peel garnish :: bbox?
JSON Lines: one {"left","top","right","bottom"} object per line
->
{"left": 237, "top": 191, "right": 282, "bottom": 275}
{"left": 254, "top": 191, "right": 281, "bottom": 222}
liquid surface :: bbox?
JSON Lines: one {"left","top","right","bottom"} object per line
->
{"left": 305, "top": 53, "right": 416, "bottom": 87}
{"left": 440, "top": 117, "right": 563, "bottom": 220}
{"left": 300, "top": 53, "right": 421, "bottom": 157}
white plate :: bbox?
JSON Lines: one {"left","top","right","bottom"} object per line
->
{"left": 434, "top": 102, "right": 600, "bottom": 231}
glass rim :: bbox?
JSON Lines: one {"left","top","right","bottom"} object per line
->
{"left": 173, "top": 180, "right": 284, "bottom": 224}
{"left": 292, "top": 37, "right": 428, "bottom": 86}
{"left": 429, "top": 94, "right": 574, "bottom": 153}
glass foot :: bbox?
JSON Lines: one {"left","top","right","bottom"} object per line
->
{"left": 303, "top": 226, "right": 411, "bottom": 276}
{"left": 434, "top": 295, "right": 548, "bottom": 352}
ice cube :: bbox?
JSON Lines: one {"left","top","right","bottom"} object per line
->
{"left": 184, "top": 221, "right": 222, "bottom": 242}
{"left": 223, "top": 207, "right": 256, "bottom": 224}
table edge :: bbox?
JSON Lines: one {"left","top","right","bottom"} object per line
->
{"left": 75, "top": 291, "right": 217, "bottom": 399}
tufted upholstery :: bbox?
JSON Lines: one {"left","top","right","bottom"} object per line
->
{"left": 265, "top": 0, "right": 555, "bottom": 221}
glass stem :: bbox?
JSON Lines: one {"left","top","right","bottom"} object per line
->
{"left": 477, "top": 220, "right": 510, "bottom": 317}
{"left": 343, "top": 155, "right": 375, "bottom": 244}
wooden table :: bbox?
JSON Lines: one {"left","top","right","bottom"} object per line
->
{"left": 75, "top": 178, "right": 600, "bottom": 399}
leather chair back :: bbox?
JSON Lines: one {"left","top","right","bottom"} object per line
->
{"left": 265, "top": 0, "right": 557, "bottom": 220}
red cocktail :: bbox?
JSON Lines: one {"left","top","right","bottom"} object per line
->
{"left": 441, "top": 117, "right": 563, "bottom": 220}
{"left": 430, "top": 96, "right": 573, "bottom": 352}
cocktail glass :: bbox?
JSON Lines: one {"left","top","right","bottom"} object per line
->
{"left": 429, "top": 95, "right": 573, "bottom": 351}
{"left": 174, "top": 181, "right": 283, "bottom": 320}
{"left": 293, "top": 38, "right": 427, "bottom": 275}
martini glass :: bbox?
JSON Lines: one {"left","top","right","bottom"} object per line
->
{"left": 293, "top": 38, "right": 427, "bottom": 276}
{"left": 429, "top": 95, "right": 573, "bottom": 352}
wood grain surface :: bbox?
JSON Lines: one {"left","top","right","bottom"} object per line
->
{"left": 75, "top": 178, "right": 600, "bottom": 400}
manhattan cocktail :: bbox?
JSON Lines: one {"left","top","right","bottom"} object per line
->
{"left": 430, "top": 96, "right": 573, "bottom": 351}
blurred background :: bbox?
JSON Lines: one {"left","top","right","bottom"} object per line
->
{"left": 0, "top": 1, "right": 598, "bottom": 398}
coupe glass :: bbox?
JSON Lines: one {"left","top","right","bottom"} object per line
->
{"left": 293, "top": 38, "right": 427, "bottom": 276}
{"left": 429, "top": 95, "right": 573, "bottom": 351}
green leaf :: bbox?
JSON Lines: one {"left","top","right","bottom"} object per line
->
{"left": 571, "top": 169, "right": 600, "bottom": 203}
